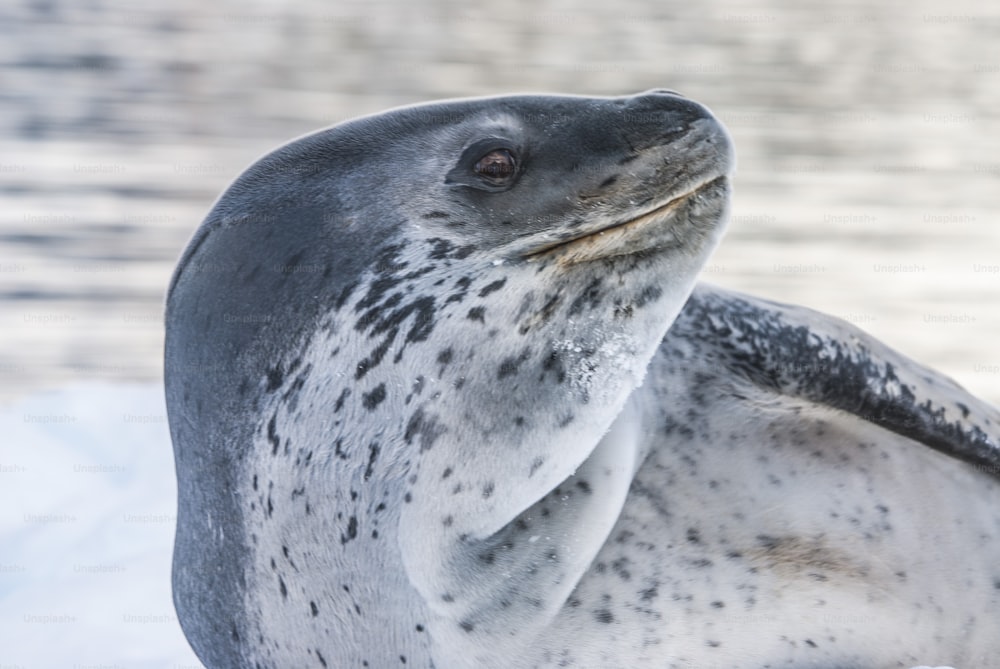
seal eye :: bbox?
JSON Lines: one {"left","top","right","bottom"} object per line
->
{"left": 446, "top": 138, "right": 523, "bottom": 192}
{"left": 474, "top": 150, "right": 517, "bottom": 181}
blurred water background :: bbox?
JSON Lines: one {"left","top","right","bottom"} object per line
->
{"left": 1, "top": 0, "right": 999, "bottom": 666}
{"left": 1, "top": 0, "right": 999, "bottom": 404}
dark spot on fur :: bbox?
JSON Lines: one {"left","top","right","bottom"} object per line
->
{"left": 364, "top": 442, "right": 380, "bottom": 481}
{"left": 422, "top": 211, "right": 451, "bottom": 219}
{"left": 498, "top": 359, "right": 518, "bottom": 378}
{"left": 333, "top": 388, "right": 351, "bottom": 413}
{"left": 278, "top": 576, "right": 287, "bottom": 598}
{"left": 542, "top": 350, "right": 567, "bottom": 384}
{"left": 467, "top": 306, "right": 486, "bottom": 322}
{"left": 362, "top": 383, "right": 386, "bottom": 410}
{"left": 267, "top": 414, "right": 280, "bottom": 456}
{"left": 478, "top": 278, "right": 507, "bottom": 297}
{"left": 568, "top": 277, "right": 603, "bottom": 316}
{"left": 537, "top": 293, "right": 561, "bottom": 324}
{"left": 459, "top": 620, "right": 474, "bottom": 633}
{"left": 334, "top": 438, "right": 348, "bottom": 461}
{"left": 594, "top": 609, "right": 614, "bottom": 624}
{"left": 335, "top": 282, "right": 357, "bottom": 311}
{"left": 498, "top": 347, "right": 531, "bottom": 379}
{"left": 310, "top": 601, "right": 319, "bottom": 616}
{"left": 341, "top": 516, "right": 358, "bottom": 545}
{"left": 614, "top": 304, "right": 634, "bottom": 319}
{"left": 405, "top": 408, "right": 446, "bottom": 452}
{"left": 404, "top": 297, "right": 436, "bottom": 344}
{"left": 611, "top": 558, "right": 632, "bottom": 581}
{"left": 529, "top": 457, "right": 544, "bottom": 476}
{"left": 634, "top": 285, "right": 663, "bottom": 308}
{"left": 265, "top": 365, "right": 284, "bottom": 392}
{"left": 355, "top": 340, "right": 390, "bottom": 380}
{"left": 446, "top": 277, "right": 472, "bottom": 305}
{"left": 427, "top": 238, "right": 476, "bottom": 261}
{"left": 429, "top": 238, "right": 455, "bottom": 260}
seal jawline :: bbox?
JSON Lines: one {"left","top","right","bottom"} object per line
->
{"left": 522, "top": 175, "right": 728, "bottom": 264}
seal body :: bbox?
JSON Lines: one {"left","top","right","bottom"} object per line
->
{"left": 165, "top": 91, "right": 1000, "bottom": 668}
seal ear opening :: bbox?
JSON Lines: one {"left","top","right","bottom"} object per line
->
{"left": 445, "top": 138, "right": 524, "bottom": 192}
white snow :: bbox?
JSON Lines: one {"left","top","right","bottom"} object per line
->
{"left": 0, "top": 382, "right": 203, "bottom": 668}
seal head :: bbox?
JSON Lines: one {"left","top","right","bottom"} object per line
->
{"left": 165, "top": 90, "right": 733, "bottom": 668}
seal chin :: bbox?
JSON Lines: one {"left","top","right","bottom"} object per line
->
{"left": 522, "top": 175, "right": 730, "bottom": 265}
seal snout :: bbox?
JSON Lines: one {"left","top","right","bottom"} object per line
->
{"left": 620, "top": 90, "right": 732, "bottom": 159}
{"left": 516, "top": 93, "right": 733, "bottom": 264}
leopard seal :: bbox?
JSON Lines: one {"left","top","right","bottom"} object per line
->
{"left": 165, "top": 91, "right": 1000, "bottom": 669}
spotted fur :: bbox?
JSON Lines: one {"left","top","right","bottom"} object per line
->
{"left": 165, "top": 91, "right": 999, "bottom": 669}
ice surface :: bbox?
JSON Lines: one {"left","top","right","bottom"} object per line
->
{"left": 0, "top": 383, "right": 203, "bottom": 668}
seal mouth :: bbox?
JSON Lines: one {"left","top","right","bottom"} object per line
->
{"left": 522, "top": 175, "right": 729, "bottom": 263}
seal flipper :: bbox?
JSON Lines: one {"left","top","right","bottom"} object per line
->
{"left": 667, "top": 283, "right": 1000, "bottom": 476}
